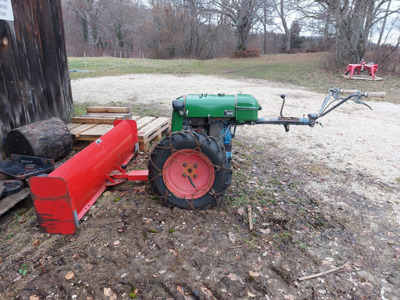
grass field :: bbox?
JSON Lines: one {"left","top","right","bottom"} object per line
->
{"left": 68, "top": 53, "right": 399, "bottom": 103}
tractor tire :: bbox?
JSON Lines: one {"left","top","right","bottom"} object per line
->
{"left": 148, "top": 131, "right": 231, "bottom": 209}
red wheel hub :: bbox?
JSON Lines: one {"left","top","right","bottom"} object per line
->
{"left": 163, "top": 149, "right": 215, "bottom": 199}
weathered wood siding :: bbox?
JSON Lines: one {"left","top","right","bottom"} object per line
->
{"left": 0, "top": 0, "right": 73, "bottom": 158}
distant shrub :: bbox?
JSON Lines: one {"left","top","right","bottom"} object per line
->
{"left": 367, "top": 45, "right": 400, "bottom": 75}
{"left": 231, "top": 48, "right": 260, "bottom": 58}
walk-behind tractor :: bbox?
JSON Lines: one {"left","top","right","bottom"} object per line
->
{"left": 29, "top": 88, "right": 384, "bottom": 234}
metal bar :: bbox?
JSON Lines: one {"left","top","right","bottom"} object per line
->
{"left": 318, "top": 92, "right": 333, "bottom": 117}
{"left": 319, "top": 97, "right": 350, "bottom": 118}
{"left": 112, "top": 170, "right": 149, "bottom": 181}
{"left": 254, "top": 118, "right": 313, "bottom": 126}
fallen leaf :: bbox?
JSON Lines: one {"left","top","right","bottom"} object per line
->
{"left": 159, "top": 270, "right": 167, "bottom": 275}
{"left": 103, "top": 191, "right": 112, "bottom": 197}
{"left": 103, "top": 287, "right": 117, "bottom": 300}
{"left": 237, "top": 207, "right": 246, "bottom": 216}
{"left": 32, "top": 239, "right": 40, "bottom": 247}
{"left": 177, "top": 285, "right": 185, "bottom": 295}
{"left": 247, "top": 291, "right": 256, "bottom": 298}
{"left": 228, "top": 232, "right": 236, "bottom": 243}
{"left": 168, "top": 249, "right": 178, "bottom": 256}
{"left": 249, "top": 271, "right": 260, "bottom": 277}
{"left": 113, "top": 240, "right": 120, "bottom": 246}
{"left": 227, "top": 273, "right": 239, "bottom": 281}
{"left": 72, "top": 253, "right": 79, "bottom": 260}
{"left": 199, "top": 247, "right": 208, "bottom": 253}
{"left": 29, "top": 296, "right": 40, "bottom": 300}
{"left": 201, "top": 286, "right": 214, "bottom": 297}
{"left": 65, "top": 271, "right": 75, "bottom": 280}
{"left": 259, "top": 228, "right": 270, "bottom": 234}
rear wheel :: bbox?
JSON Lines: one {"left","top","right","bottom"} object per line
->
{"left": 148, "top": 131, "right": 231, "bottom": 209}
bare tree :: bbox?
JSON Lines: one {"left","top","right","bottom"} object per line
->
{"left": 68, "top": 0, "right": 106, "bottom": 51}
{"left": 205, "top": 0, "right": 263, "bottom": 51}
{"left": 272, "top": 0, "right": 291, "bottom": 50}
{"left": 314, "top": 0, "right": 400, "bottom": 63}
{"left": 256, "top": 0, "right": 274, "bottom": 54}
{"left": 101, "top": 0, "right": 144, "bottom": 55}
{"left": 377, "top": 0, "right": 392, "bottom": 46}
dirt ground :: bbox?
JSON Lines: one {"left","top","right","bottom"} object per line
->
{"left": 1, "top": 74, "right": 399, "bottom": 299}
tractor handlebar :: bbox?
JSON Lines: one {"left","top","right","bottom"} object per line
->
{"left": 314, "top": 87, "right": 381, "bottom": 120}
{"left": 255, "top": 87, "right": 382, "bottom": 132}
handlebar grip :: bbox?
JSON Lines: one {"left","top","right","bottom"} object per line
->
{"left": 364, "top": 91, "right": 386, "bottom": 98}
{"left": 340, "top": 89, "right": 359, "bottom": 95}
{"left": 340, "top": 89, "right": 386, "bottom": 98}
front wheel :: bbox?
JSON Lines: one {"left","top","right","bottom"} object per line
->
{"left": 148, "top": 131, "right": 231, "bottom": 209}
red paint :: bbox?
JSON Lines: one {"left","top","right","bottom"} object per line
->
{"left": 29, "top": 177, "right": 77, "bottom": 234}
{"left": 345, "top": 61, "right": 379, "bottom": 80}
{"left": 112, "top": 170, "right": 149, "bottom": 181}
{"left": 162, "top": 149, "right": 214, "bottom": 199}
{"left": 29, "top": 120, "right": 148, "bottom": 235}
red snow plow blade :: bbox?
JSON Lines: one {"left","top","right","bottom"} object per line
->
{"left": 29, "top": 120, "right": 148, "bottom": 234}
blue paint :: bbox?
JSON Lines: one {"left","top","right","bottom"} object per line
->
{"left": 223, "top": 123, "right": 233, "bottom": 159}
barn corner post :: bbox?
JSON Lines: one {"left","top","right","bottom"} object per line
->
{"left": 0, "top": 0, "right": 73, "bottom": 159}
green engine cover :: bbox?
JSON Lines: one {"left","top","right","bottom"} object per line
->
{"left": 171, "top": 94, "right": 262, "bottom": 132}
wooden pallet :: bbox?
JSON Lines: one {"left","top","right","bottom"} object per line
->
{"left": 71, "top": 106, "right": 132, "bottom": 124}
{"left": 67, "top": 107, "right": 170, "bottom": 151}
{"left": 138, "top": 117, "right": 170, "bottom": 151}
{"left": 341, "top": 74, "right": 383, "bottom": 81}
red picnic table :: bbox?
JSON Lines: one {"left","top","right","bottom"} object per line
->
{"left": 344, "top": 59, "right": 379, "bottom": 80}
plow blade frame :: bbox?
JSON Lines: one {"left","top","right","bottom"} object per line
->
{"left": 29, "top": 120, "right": 148, "bottom": 234}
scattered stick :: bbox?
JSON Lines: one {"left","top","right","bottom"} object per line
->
{"left": 298, "top": 262, "right": 350, "bottom": 281}
{"left": 247, "top": 205, "right": 253, "bottom": 231}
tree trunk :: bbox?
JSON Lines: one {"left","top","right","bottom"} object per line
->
{"left": 278, "top": 0, "right": 290, "bottom": 50}
{"left": 377, "top": 0, "right": 392, "bottom": 46}
{"left": 6, "top": 118, "right": 72, "bottom": 161}
{"left": 0, "top": 0, "right": 73, "bottom": 158}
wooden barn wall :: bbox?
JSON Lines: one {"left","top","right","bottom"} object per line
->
{"left": 0, "top": 0, "right": 73, "bottom": 158}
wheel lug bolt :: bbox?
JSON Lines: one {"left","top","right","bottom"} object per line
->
{"left": 193, "top": 174, "right": 197, "bottom": 178}
{"left": 183, "top": 163, "right": 187, "bottom": 167}
{"left": 182, "top": 173, "right": 187, "bottom": 177}
{"left": 193, "top": 164, "right": 198, "bottom": 168}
